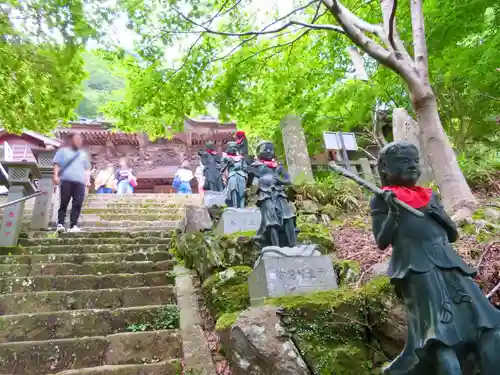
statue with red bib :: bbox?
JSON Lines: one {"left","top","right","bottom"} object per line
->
{"left": 221, "top": 141, "right": 247, "bottom": 208}
{"left": 247, "top": 140, "right": 296, "bottom": 248}
{"left": 198, "top": 141, "right": 224, "bottom": 192}
{"left": 371, "top": 141, "right": 500, "bottom": 375}
{"left": 233, "top": 130, "right": 250, "bottom": 162}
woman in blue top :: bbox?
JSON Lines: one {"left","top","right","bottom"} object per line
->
{"left": 115, "top": 158, "right": 135, "bottom": 195}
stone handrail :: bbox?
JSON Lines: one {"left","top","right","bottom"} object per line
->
{"left": 0, "top": 191, "right": 44, "bottom": 209}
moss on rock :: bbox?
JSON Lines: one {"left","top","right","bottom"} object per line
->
{"left": 173, "top": 232, "right": 259, "bottom": 281}
{"left": 215, "top": 310, "right": 242, "bottom": 331}
{"left": 268, "top": 277, "right": 394, "bottom": 375}
{"left": 297, "top": 222, "right": 335, "bottom": 254}
{"left": 203, "top": 266, "right": 252, "bottom": 318}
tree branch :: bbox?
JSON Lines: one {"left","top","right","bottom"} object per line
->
{"left": 323, "top": 0, "right": 425, "bottom": 97}
{"left": 235, "top": 29, "right": 311, "bottom": 66}
{"left": 172, "top": 0, "right": 321, "bottom": 37}
{"left": 388, "top": 0, "right": 397, "bottom": 50}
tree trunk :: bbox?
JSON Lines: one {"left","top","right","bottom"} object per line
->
{"left": 409, "top": 0, "right": 477, "bottom": 219}
{"left": 413, "top": 94, "right": 477, "bottom": 217}
{"left": 392, "top": 107, "right": 434, "bottom": 186}
{"left": 324, "top": 0, "right": 477, "bottom": 218}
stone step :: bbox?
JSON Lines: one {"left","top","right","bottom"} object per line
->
{"left": 71, "top": 226, "right": 183, "bottom": 233}
{"left": 0, "top": 305, "right": 169, "bottom": 343}
{"left": 77, "top": 221, "right": 184, "bottom": 229}
{"left": 53, "top": 361, "right": 178, "bottom": 375}
{"left": 0, "top": 251, "right": 172, "bottom": 265}
{"left": 81, "top": 208, "right": 183, "bottom": 215}
{"left": 19, "top": 236, "right": 171, "bottom": 247}
{"left": 0, "top": 271, "right": 174, "bottom": 294}
{"left": 0, "top": 260, "right": 175, "bottom": 277}
{"left": 58, "top": 231, "right": 175, "bottom": 239}
{"left": 0, "top": 286, "right": 176, "bottom": 315}
{"left": 25, "top": 231, "right": 173, "bottom": 239}
{"left": 80, "top": 214, "right": 184, "bottom": 222}
{"left": 1, "top": 244, "right": 170, "bottom": 256}
{"left": 0, "top": 331, "right": 181, "bottom": 375}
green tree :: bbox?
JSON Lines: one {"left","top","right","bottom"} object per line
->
{"left": 76, "top": 51, "right": 125, "bottom": 118}
{"left": 0, "top": 0, "right": 101, "bottom": 133}
{"left": 109, "top": 0, "right": 500, "bottom": 217}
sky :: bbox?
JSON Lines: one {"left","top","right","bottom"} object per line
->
{"left": 90, "top": 0, "right": 300, "bottom": 60}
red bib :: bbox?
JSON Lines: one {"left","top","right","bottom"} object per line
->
{"left": 381, "top": 185, "right": 432, "bottom": 209}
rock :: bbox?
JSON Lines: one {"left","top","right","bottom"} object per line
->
{"left": 203, "top": 266, "right": 252, "bottom": 318}
{"left": 220, "top": 306, "right": 310, "bottom": 375}
{"left": 185, "top": 204, "right": 213, "bottom": 232}
{"left": 174, "top": 232, "right": 260, "bottom": 282}
{"left": 485, "top": 206, "right": 500, "bottom": 222}
{"left": 371, "top": 295, "right": 407, "bottom": 358}
{"left": 298, "top": 200, "right": 319, "bottom": 214}
{"left": 371, "top": 259, "right": 390, "bottom": 277}
{"left": 296, "top": 222, "right": 335, "bottom": 254}
{"left": 334, "top": 259, "right": 361, "bottom": 285}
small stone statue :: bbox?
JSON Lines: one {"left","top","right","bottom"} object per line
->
{"left": 198, "top": 141, "right": 224, "bottom": 192}
{"left": 371, "top": 141, "right": 500, "bottom": 375}
{"left": 247, "top": 140, "right": 297, "bottom": 248}
{"left": 221, "top": 141, "right": 247, "bottom": 208}
{"left": 233, "top": 130, "right": 251, "bottom": 162}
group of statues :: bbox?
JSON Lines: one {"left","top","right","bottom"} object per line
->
{"left": 201, "top": 133, "right": 500, "bottom": 374}
{"left": 198, "top": 130, "right": 297, "bottom": 248}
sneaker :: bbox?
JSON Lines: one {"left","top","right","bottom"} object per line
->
{"left": 68, "top": 226, "right": 82, "bottom": 233}
{"left": 56, "top": 224, "right": 65, "bottom": 233}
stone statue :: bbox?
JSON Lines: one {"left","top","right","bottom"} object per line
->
{"left": 371, "top": 140, "right": 500, "bottom": 375}
{"left": 247, "top": 140, "right": 297, "bottom": 248}
{"left": 233, "top": 130, "right": 251, "bottom": 162}
{"left": 221, "top": 141, "right": 247, "bottom": 208}
{"left": 198, "top": 141, "right": 224, "bottom": 192}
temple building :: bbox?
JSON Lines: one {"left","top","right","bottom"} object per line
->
{"left": 0, "top": 117, "right": 236, "bottom": 193}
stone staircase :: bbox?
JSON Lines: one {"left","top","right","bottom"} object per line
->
{"left": 0, "top": 194, "right": 207, "bottom": 375}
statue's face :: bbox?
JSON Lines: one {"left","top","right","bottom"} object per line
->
{"left": 383, "top": 146, "right": 421, "bottom": 186}
{"left": 259, "top": 143, "right": 275, "bottom": 160}
{"left": 226, "top": 142, "right": 237, "bottom": 154}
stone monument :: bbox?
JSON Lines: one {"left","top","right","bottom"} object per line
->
{"left": 248, "top": 245, "right": 337, "bottom": 305}
{"left": 216, "top": 207, "right": 261, "bottom": 236}
{"left": 280, "top": 115, "right": 314, "bottom": 184}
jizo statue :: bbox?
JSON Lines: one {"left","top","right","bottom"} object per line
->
{"left": 233, "top": 130, "right": 250, "bottom": 163}
{"left": 221, "top": 141, "right": 247, "bottom": 208}
{"left": 198, "top": 141, "right": 224, "bottom": 192}
{"left": 247, "top": 140, "right": 297, "bottom": 248}
{"left": 371, "top": 141, "right": 500, "bottom": 375}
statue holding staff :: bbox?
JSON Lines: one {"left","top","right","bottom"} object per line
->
{"left": 331, "top": 140, "right": 500, "bottom": 375}
{"left": 247, "top": 140, "right": 297, "bottom": 248}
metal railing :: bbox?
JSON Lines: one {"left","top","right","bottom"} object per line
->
{"left": 0, "top": 191, "right": 45, "bottom": 209}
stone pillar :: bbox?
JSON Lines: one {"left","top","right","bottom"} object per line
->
{"left": 280, "top": 115, "right": 314, "bottom": 184}
{"left": 392, "top": 108, "right": 434, "bottom": 185}
{"left": 31, "top": 149, "right": 56, "bottom": 230}
{"left": 0, "top": 162, "right": 40, "bottom": 246}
